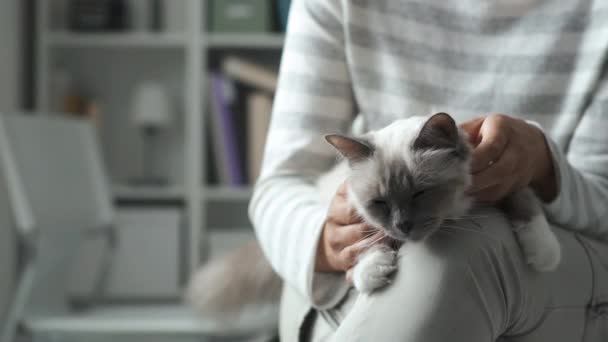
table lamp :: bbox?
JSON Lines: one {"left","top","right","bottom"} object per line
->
{"left": 130, "top": 81, "right": 172, "bottom": 186}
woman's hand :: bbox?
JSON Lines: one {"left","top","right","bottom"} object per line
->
{"left": 315, "top": 182, "right": 383, "bottom": 273}
{"left": 459, "top": 114, "right": 557, "bottom": 203}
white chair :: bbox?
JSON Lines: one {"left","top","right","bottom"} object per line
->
{"left": 0, "top": 113, "right": 277, "bottom": 342}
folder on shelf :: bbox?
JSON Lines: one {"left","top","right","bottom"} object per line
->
{"left": 209, "top": 72, "right": 245, "bottom": 186}
{"left": 246, "top": 92, "right": 273, "bottom": 184}
{"left": 221, "top": 56, "right": 278, "bottom": 93}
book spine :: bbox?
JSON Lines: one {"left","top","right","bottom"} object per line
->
{"left": 210, "top": 72, "right": 245, "bottom": 186}
{"left": 207, "top": 77, "right": 229, "bottom": 185}
{"left": 246, "top": 92, "right": 273, "bottom": 184}
{"left": 222, "top": 57, "right": 278, "bottom": 93}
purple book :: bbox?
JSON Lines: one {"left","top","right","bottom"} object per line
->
{"left": 209, "top": 72, "right": 245, "bottom": 185}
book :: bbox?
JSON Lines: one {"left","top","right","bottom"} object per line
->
{"left": 207, "top": 77, "right": 229, "bottom": 185}
{"left": 208, "top": 72, "right": 245, "bottom": 185}
{"left": 221, "top": 56, "right": 278, "bottom": 93}
{"left": 246, "top": 92, "right": 273, "bottom": 183}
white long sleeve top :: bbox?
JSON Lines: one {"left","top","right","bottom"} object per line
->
{"left": 249, "top": 0, "right": 608, "bottom": 309}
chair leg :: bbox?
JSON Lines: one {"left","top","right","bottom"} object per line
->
{"left": 1, "top": 262, "right": 36, "bottom": 342}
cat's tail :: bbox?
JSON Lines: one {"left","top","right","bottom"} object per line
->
{"left": 185, "top": 240, "right": 283, "bottom": 333}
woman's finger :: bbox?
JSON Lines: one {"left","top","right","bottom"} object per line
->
{"left": 330, "top": 223, "right": 375, "bottom": 250}
{"left": 345, "top": 268, "right": 354, "bottom": 284}
{"left": 335, "top": 181, "right": 348, "bottom": 197}
{"left": 469, "top": 146, "right": 518, "bottom": 193}
{"left": 338, "top": 231, "right": 385, "bottom": 269}
{"left": 458, "top": 117, "right": 485, "bottom": 144}
{"left": 471, "top": 117, "right": 510, "bottom": 173}
{"left": 330, "top": 199, "right": 361, "bottom": 225}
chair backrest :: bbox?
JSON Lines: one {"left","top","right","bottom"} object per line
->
{"left": 0, "top": 137, "right": 17, "bottom": 327}
{"left": 0, "top": 113, "right": 115, "bottom": 316}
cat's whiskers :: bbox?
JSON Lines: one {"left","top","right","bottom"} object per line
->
{"left": 364, "top": 233, "right": 387, "bottom": 248}
{"left": 445, "top": 215, "right": 489, "bottom": 220}
{"left": 440, "top": 224, "right": 480, "bottom": 232}
{"left": 418, "top": 219, "right": 437, "bottom": 229}
{"left": 359, "top": 228, "right": 379, "bottom": 233}
{"left": 354, "top": 232, "right": 379, "bottom": 244}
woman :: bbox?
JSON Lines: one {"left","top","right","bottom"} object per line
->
{"left": 249, "top": 1, "right": 608, "bottom": 340}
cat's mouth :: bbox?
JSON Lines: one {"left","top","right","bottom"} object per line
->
{"left": 385, "top": 229, "right": 430, "bottom": 242}
{"left": 384, "top": 229, "right": 410, "bottom": 241}
{"left": 386, "top": 220, "right": 441, "bottom": 242}
{"left": 408, "top": 229, "right": 434, "bottom": 242}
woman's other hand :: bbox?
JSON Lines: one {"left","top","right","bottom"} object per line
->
{"left": 315, "top": 182, "right": 383, "bottom": 273}
{"left": 459, "top": 114, "right": 557, "bottom": 203}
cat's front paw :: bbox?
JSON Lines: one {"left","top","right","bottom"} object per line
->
{"left": 515, "top": 215, "right": 561, "bottom": 272}
{"left": 352, "top": 244, "right": 397, "bottom": 294}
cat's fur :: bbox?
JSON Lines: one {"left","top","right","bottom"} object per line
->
{"left": 325, "top": 113, "right": 561, "bottom": 292}
{"left": 186, "top": 113, "right": 561, "bottom": 319}
{"left": 185, "top": 240, "right": 282, "bottom": 330}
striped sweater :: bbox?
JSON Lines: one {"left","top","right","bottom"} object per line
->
{"left": 249, "top": 0, "right": 608, "bottom": 309}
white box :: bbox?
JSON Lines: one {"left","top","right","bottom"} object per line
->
{"left": 69, "top": 207, "right": 184, "bottom": 300}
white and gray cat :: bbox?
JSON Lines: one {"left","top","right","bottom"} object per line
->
{"left": 186, "top": 113, "right": 561, "bottom": 320}
{"left": 323, "top": 112, "right": 561, "bottom": 293}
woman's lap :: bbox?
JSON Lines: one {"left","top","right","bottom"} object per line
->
{"left": 282, "top": 207, "right": 608, "bottom": 341}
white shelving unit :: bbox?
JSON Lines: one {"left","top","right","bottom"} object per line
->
{"left": 206, "top": 33, "right": 284, "bottom": 48}
{"left": 204, "top": 186, "right": 253, "bottom": 201}
{"left": 112, "top": 184, "right": 185, "bottom": 201}
{"left": 36, "top": 1, "right": 284, "bottom": 276}
{"left": 44, "top": 32, "right": 285, "bottom": 49}
{"left": 46, "top": 32, "right": 188, "bottom": 48}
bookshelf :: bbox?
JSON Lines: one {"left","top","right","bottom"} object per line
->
{"left": 206, "top": 33, "right": 284, "bottom": 48}
{"left": 46, "top": 32, "right": 188, "bottom": 48}
{"left": 204, "top": 186, "right": 253, "bottom": 201}
{"left": 37, "top": 1, "right": 284, "bottom": 277}
{"left": 112, "top": 184, "right": 185, "bottom": 201}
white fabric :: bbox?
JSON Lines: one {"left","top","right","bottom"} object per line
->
{"left": 249, "top": 0, "right": 608, "bottom": 309}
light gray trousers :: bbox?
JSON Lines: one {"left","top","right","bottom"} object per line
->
{"left": 280, "top": 208, "right": 608, "bottom": 341}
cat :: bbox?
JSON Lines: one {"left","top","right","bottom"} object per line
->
{"left": 323, "top": 112, "right": 561, "bottom": 292}
{"left": 186, "top": 112, "right": 562, "bottom": 321}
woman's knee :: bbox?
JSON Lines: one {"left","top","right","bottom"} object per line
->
{"left": 413, "top": 211, "right": 530, "bottom": 322}
{"left": 334, "top": 213, "right": 519, "bottom": 341}
{"left": 404, "top": 209, "right": 520, "bottom": 275}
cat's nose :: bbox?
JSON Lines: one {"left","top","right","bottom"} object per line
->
{"left": 398, "top": 221, "right": 413, "bottom": 233}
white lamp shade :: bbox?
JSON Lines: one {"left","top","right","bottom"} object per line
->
{"left": 131, "top": 82, "right": 172, "bottom": 128}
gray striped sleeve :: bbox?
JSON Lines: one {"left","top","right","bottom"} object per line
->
{"left": 248, "top": 0, "right": 355, "bottom": 306}
{"left": 543, "top": 95, "right": 608, "bottom": 239}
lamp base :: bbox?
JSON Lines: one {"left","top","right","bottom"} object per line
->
{"left": 131, "top": 126, "right": 167, "bottom": 187}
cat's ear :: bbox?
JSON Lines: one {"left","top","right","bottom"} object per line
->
{"left": 413, "top": 112, "right": 460, "bottom": 151}
{"left": 325, "top": 134, "right": 374, "bottom": 164}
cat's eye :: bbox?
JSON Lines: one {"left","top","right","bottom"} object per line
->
{"left": 371, "top": 199, "right": 389, "bottom": 211}
{"left": 413, "top": 190, "right": 426, "bottom": 198}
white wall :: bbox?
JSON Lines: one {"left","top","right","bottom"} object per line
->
{"left": 0, "top": 0, "right": 20, "bottom": 325}
{"left": 0, "top": 0, "right": 22, "bottom": 111}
